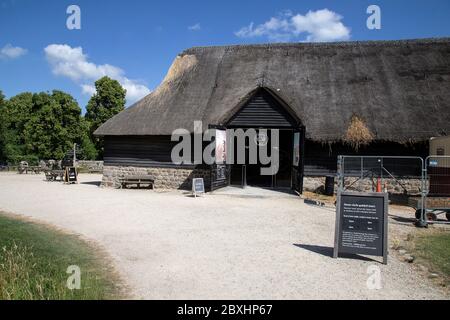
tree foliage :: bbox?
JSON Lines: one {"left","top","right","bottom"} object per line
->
{"left": 0, "top": 91, "right": 97, "bottom": 164}
{"left": 0, "top": 77, "right": 126, "bottom": 163}
{"left": 85, "top": 76, "right": 126, "bottom": 157}
{"left": 85, "top": 76, "right": 126, "bottom": 133}
{"left": 0, "top": 91, "right": 6, "bottom": 161}
{"left": 1, "top": 92, "right": 34, "bottom": 163}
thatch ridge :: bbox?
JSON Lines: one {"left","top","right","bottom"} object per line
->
{"left": 181, "top": 37, "right": 450, "bottom": 54}
{"left": 95, "top": 38, "right": 450, "bottom": 143}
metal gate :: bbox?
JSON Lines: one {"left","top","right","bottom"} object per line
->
{"left": 337, "top": 155, "right": 450, "bottom": 226}
{"left": 337, "top": 156, "right": 425, "bottom": 195}
{"left": 338, "top": 156, "right": 426, "bottom": 227}
{"left": 422, "top": 156, "right": 450, "bottom": 225}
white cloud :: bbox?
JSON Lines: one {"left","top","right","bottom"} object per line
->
{"left": 81, "top": 84, "right": 96, "bottom": 96}
{"left": 44, "top": 44, "right": 150, "bottom": 104}
{"left": 235, "top": 9, "right": 350, "bottom": 42}
{"left": 0, "top": 44, "right": 28, "bottom": 59}
{"left": 188, "top": 23, "right": 201, "bottom": 31}
{"left": 120, "top": 78, "right": 152, "bottom": 102}
{"left": 45, "top": 44, "right": 123, "bottom": 81}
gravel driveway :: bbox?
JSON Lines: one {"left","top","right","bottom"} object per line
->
{"left": 0, "top": 172, "right": 447, "bottom": 299}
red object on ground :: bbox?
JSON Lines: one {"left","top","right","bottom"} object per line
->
{"left": 376, "top": 178, "right": 382, "bottom": 193}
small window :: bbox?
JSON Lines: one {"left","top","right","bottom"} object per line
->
{"left": 437, "top": 147, "right": 445, "bottom": 156}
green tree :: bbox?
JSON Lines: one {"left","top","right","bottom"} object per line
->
{"left": 0, "top": 90, "right": 98, "bottom": 164}
{"left": 2, "top": 92, "right": 34, "bottom": 163}
{"left": 0, "top": 91, "right": 5, "bottom": 162}
{"left": 85, "top": 76, "right": 126, "bottom": 158}
{"left": 78, "top": 118, "right": 98, "bottom": 160}
{"left": 23, "top": 91, "right": 83, "bottom": 160}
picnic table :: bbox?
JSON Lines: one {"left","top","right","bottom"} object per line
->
{"left": 28, "top": 166, "right": 42, "bottom": 174}
{"left": 44, "top": 169, "right": 65, "bottom": 182}
{"left": 120, "top": 175, "right": 154, "bottom": 189}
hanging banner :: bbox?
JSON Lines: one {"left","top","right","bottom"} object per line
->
{"left": 293, "top": 132, "right": 300, "bottom": 166}
{"left": 215, "top": 129, "right": 227, "bottom": 164}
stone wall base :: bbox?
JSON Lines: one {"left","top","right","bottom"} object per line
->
{"left": 102, "top": 167, "right": 423, "bottom": 195}
{"left": 77, "top": 160, "right": 104, "bottom": 172}
{"left": 102, "top": 165, "right": 210, "bottom": 190}
{"left": 304, "top": 176, "right": 423, "bottom": 195}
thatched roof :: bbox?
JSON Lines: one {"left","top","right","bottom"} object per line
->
{"left": 95, "top": 38, "right": 450, "bottom": 143}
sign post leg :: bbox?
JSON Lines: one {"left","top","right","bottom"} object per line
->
{"left": 333, "top": 191, "right": 342, "bottom": 259}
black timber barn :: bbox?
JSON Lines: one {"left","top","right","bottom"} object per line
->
{"left": 95, "top": 38, "right": 450, "bottom": 192}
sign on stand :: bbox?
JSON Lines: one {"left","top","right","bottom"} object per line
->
{"left": 333, "top": 191, "right": 388, "bottom": 264}
{"left": 192, "top": 178, "right": 205, "bottom": 197}
{"left": 64, "top": 167, "right": 78, "bottom": 184}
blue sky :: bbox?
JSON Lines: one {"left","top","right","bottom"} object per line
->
{"left": 1, "top": 0, "right": 449, "bottom": 112}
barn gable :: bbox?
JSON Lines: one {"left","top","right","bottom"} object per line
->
{"left": 226, "top": 88, "right": 299, "bottom": 128}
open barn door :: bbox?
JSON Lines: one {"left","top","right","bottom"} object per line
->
{"left": 210, "top": 128, "right": 230, "bottom": 191}
{"left": 292, "top": 126, "right": 305, "bottom": 194}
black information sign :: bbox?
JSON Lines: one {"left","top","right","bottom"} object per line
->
{"left": 333, "top": 191, "right": 388, "bottom": 264}
{"left": 192, "top": 178, "right": 205, "bottom": 197}
{"left": 64, "top": 167, "right": 78, "bottom": 184}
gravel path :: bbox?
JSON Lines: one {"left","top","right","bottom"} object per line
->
{"left": 0, "top": 173, "right": 447, "bottom": 299}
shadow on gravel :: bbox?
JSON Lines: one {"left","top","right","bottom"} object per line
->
{"left": 81, "top": 181, "right": 102, "bottom": 187}
{"left": 294, "top": 244, "right": 377, "bottom": 262}
{"left": 389, "top": 214, "right": 417, "bottom": 227}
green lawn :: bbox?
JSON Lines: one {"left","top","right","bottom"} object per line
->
{"left": 410, "top": 229, "right": 450, "bottom": 285}
{"left": 0, "top": 213, "right": 123, "bottom": 300}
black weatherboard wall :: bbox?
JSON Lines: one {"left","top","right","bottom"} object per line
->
{"left": 103, "top": 136, "right": 184, "bottom": 167}
{"left": 227, "top": 89, "right": 298, "bottom": 128}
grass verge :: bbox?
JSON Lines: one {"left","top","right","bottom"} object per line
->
{"left": 0, "top": 213, "right": 124, "bottom": 300}
{"left": 407, "top": 228, "right": 450, "bottom": 287}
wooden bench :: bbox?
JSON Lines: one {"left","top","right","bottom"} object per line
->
{"left": 88, "top": 168, "right": 103, "bottom": 174}
{"left": 120, "top": 175, "right": 154, "bottom": 189}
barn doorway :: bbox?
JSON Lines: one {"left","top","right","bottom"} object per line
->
{"left": 223, "top": 87, "right": 304, "bottom": 192}
{"left": 229, "top": 129, "right": 293, "bottom": 188}
{"left": 223, "top": 87, "right": 305, "bottom": 193}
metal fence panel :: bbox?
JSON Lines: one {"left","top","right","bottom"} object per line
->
{"left": 424, "top": 156, "right": 450, "bottom": 225}
{"left": 337, "top": 155, "right": 450, "bottom": 226}
{"left": 338, "top": 156, "right": 424, "bottom": 195}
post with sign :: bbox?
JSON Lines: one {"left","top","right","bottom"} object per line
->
{"left": 333, "top": 191, "right": 388, "bottom": 264}
{"left": 192, "top": 178, "right": 205, "bottom": 198}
